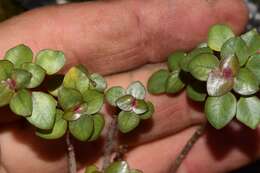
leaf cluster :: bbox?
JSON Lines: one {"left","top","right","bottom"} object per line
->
{"left": 148, "top": 24, "right": 260, "bottom": 129}
{"left": 105, "top": 81, "right": 154, "bottom": 133}
{"left": 0, "top": 44, "right": 154, "bottom": 142}
{"left": 0, "top": 44, "right": 65, "bottom": 130}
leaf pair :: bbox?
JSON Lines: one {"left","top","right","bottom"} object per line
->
{"left": 205, "top": 93, "right": 260, "bottom": 129}
{"left": 36, "top": 109, "right": 105, "bottom": 141}
{"left": 5, "top": 44, "right": 65, "bottom": 74}
{"left": 68, "top": 113, "right": 105, "bottom": 141}
{"left": 149, "top": 69, "right": 187, "bottom": 95}
{"left": 63, "top": 65, "right": 107, "bottom": 94}
{"left": 4, "top": 44, "right": 66, "bottom": 88}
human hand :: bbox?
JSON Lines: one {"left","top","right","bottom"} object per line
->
{"left": 0, "top": 0, "right": 252, "bottom": 173}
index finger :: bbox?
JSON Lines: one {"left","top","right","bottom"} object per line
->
{"left": 0, "top": 0, "right": 248, "bottom": 75}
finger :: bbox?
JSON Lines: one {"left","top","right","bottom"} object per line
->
{"left": 0, "top": 0, "right": 248, "bottom": 75}
{"left": 115, "top": 124, "right": 260, "bottom": 173}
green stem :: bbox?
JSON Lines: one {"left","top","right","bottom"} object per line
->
{"left": 170, "top": 123, "right": 207, "bottom": 173}
{"left": 66, "top": 131, "right": 77, "bottom": 173}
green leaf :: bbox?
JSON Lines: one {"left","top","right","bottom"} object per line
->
{"left": 105, "top": 86, "right": 126, "bottom": 106}
{"left": 167, "top": 52, "right": 186, "bottom": 71}
{"left": 69, "top": 115, "right": 94, "bottom": 141}
{"left": 85, "top": 165, "right": 101, "bottom": 173}
{"left": 246, "top": 54, "right": 260, "bottom": 83}
{"left": 237, "top": 96, "right": 260, "bottom": 129}
{"left": 58, "top": 87, "right": 83, "bottom": 110}
{"left": 241, "top": 29, "right": 258, "bottom": 47}
{"left": 9, "top": 89, "right": 32, "bottom": 116}
{"left": 247, "top": 34, "right": 260, "bottom": 55}
{"left": 205, "top": 92, "right": 236, "bottom": 129}
{"left": 220, "top": 37, "right": 249, "bottom": 66}
{"left": 88, "top": 113, "right": 105, "bottom": 141}
{"left": 4, "top": 44, "right": 33, "bottom": 68}
{"left": 82, "top": 89, "right": 104, "bottom": 115}
{"left": 189, "top": 53, "right": 219, "bottom": 81}
{"left": 207, "top": 69, "right": 234, "bottom": 96}
{"left": 89, "top": 73, "right": 107, "bottom": 92}
{"left": 165, "top": 70, "right": 185, "bottom": 93}
{"left": 127, "top": 81, "right": 146, "bottom": 100}
{"left": 27, "top": 92, "right": 57, "bottom": 130}
{"left": 63, "top": 66, "right": 90, "bottom": 94}
{"left": 0, "top": 82, "right": 14, "bottom": 107}
{"left": 139, "top": 101, "right": 154, "bottom": 120}
{"left": 116, "top": 95, "right": 134, "bottom": 112}
{"left": 118, "top": 111, "right": 140, "bottom": 133}
{"left": 35, "top": 49, "right": 65, "bottom": 75}
{"left": 186, "top": 81, "right": 207, "bottom": 102}
{"left": 208, "top": 24, "right": 235, "bottom": 51}
{"left": 36, "top": 109, "right": 67, "bottom": 139}
{"left": 132, "top": 99, "right": 148, "bottom": 115}
{"left": 105, "top": 161, "right": 129, "bottom": 173}
{"left": 0, "top": 60, "right": 14, "bottom": 81}
{"left": 180, "top": 47, "right": 213, "bottom": 72}
{"left": 233, "top": 68, "right": 259, "bottom": 95}
{"left": 147, "top": 69, "right": 170, "bottom": 94}
{"left": 11, "top": 69, "right": 32, "bottom": 89}
{"left": 21, "top": 63, "right": 46, "bottom": 88}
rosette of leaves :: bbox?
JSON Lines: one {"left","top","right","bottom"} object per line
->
{"left": 148, "top": 24, "right": 260, "bottom": 130}
{"left": 105, "top": 81, "right": 154, "bottom": 133}
{"left": 0, "top": 44, "right": 66, "bottom": 131}
{"left": 85, "top": 161, "right": 142, "bottom": 173}
{"left": 205, "top": 25, "right": 260, "bottom": 129}
{"left": 37, "top": 65, "right": 107, "bottom": 141}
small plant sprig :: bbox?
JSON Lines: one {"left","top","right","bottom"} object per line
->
{"left": 148, "top": 24, "right": 260, "bottom": 130}
{"left": 83, "top": 82, "right": 154, "bottom": 173}
{"left": 0, "top": 44, "right": 154, "bottom": 173}
{"left": 105, "top": 81, "right": 154, "bottom": 133}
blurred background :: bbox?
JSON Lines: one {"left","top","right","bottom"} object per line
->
{"left": 0, "top": 0, "right": 259, "bottom": 172}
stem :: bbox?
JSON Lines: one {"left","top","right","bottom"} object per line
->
{"left": 102, "top": 116, "right": 118, "bottom": 170}
{"left": 66, "top": 131, "right": 77, "bottom": 173}
{"left": 170, "top": 123, "right": 207, "bottom": 173}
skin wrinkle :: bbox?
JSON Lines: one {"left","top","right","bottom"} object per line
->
{"left": 63, "top": 1, "right": 149, "bottom": 75}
